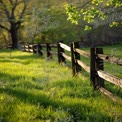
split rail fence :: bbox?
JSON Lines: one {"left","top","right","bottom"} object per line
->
{"left": 22, "top": 42, "right": 122, "bottom": 102}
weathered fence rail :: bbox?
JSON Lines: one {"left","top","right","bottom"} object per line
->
{"left": 97, "top": 54, "right": 122, "bottom": 66}
{"left": 22, "top": 41, "right": 122, "bottom": 102}
{"left": 23, "top": 43, "right": 57, "bottom": 58}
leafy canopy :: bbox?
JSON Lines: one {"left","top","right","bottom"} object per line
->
{"left": 64, "top": 0, "right": 122, "bottom": 30}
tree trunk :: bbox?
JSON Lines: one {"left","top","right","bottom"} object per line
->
{"left": 10, "top": 23, "right": 18, "bottom": 49}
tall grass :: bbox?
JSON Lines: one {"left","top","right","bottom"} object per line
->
{"left": 81, "top": 44, "right": 122, "bottom": 98}
{"left": 0, "top": 49, "right": 122, "bottom": 122}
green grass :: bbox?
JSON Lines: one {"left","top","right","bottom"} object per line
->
{"left": 0, "top": 49, "right": 122, "bottom": 122}
{"left": 81, "top": 43, "right": 122, "bottom": 97}
{"left": 65, "top": 43, "right": 122, "bottom": 97}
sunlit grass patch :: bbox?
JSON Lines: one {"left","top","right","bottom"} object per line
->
{"left": 0, "top": 49, "right": 122, "bottom": 121}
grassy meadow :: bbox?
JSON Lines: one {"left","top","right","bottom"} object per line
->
{"left": 0, "top": 48, "right": 122, "bottom": 122}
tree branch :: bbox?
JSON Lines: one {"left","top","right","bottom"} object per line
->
{"left": 16, "top": 0, "right": 27, "bottom": 29}
{"left": 9, "top": 0, "right": 13, "bottom": 4}
{"left": 78, "top": 0, "right": 92, "bottom": 9}
{"left": 0, "top": 24, "right": 9, "bottom": 31}
{"left": 11, "top": 0, "right": 19, "bottom": 11}
{"left": 19, "top": 0, "right": 27, "bottom": 19}
{"left": 0, "top": 0, "right": 10, "bottom": 19}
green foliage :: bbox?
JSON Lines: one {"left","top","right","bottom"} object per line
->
{"left": 92, "top": 0, "right": 104, "bottom": 6}
{"left": 64, "top": 0, "right": 122, "bottom": 30}
{"left": 81, "top": 7, "right": 106, "bottom": 22}
{"left": 64, "top": 4, "right": 81, "bottom": 25}
{"left": 106, "top": 0, "right": 122, "bottom": 7}
{"left": 81, "top": 6, "right": 106, "bottom": 30}
{"left": 109, "top": 21, "right": 119, "bottom": 27}
{"left": 84, "top": 25, "right": 92, "bottom": 31}
{"left": 0, "top": 0, "right": 87, "bottom": 44}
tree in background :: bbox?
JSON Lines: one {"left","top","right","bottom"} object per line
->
{"left": 0, "top": 0, "right": 94, "bottom": 47}
{"left": 24, "top": 7, "right": 60, "bottom": 43}
{"left": 0, "top": 0, "right": 29, "bottom": 49}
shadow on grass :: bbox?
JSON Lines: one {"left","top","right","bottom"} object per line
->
{"left": 0, "top": 58, "right": 24, "bottom": 64}
{"left": 0, "top": 86, "right": 112, "bottom": 121}
{"left": 0, "top": 54, "right": 37, "bottom": 60}
{"left": 0, "top": 54, "right": 44, "bottom": 66}
{"left": 105, "top": 82, "right": 122, "bottom": 99}
{"left": 0, "top": 72, "right": 48, "bottom": 91}
{"left": 0, "top": 49, "right": 14, "bottom": 53}
{"left": 0, "top": 87, "right": 58, "bottom": 107}
{"left": 0, "top": 72, "right": 23, "bottom": 83}
{"left": 0, "top": 49, "right": 116, "bottom": 121}
{"left": 0, "top": 49, "right": 42, "bottom": 60}
{"left": 13, "top": 54, "right": 41, "bottom": 60}
{"left": 52, "top": 79, "right": 100, "bottom": 99}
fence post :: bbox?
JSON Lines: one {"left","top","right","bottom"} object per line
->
{"left": 74, "top": 42, "right": 81, "bottom": 73}
{"left": 28, "top": 44, "right": 31, "bottom": 52}
{"left": 57, "top": 43, "right": 61, "bottom": 63}
{"left": 33, "top": 44, "right": 36, "bottom": 54}
{"left": 71, "top": 42, "right": 76, "bottom": 76}
{"left": 90, "top": 48, "right": 96, "bottom": 89}
{"left": 96, "top": 48, "right": 104, "bottom": 88}
{"left": 90, "top": 48, "right": 104, "bottom": 90}
{"left": 57, "top": 42, "right": 66, "bottom": 64}
{"left": 38, "top": 43, "right": 43, "bottom": 56}
{"left": 27, "top": 44, "right": 29, "bottom": 52}
{"left": 46, "top": 43, "right": 52, "bottom": 59}
{"left": 23, "top": 43, "right": 25, "bottom": 51}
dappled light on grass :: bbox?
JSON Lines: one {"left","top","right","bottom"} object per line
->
{"left": 0, "top": 50, "right": 122, "bottom": 121}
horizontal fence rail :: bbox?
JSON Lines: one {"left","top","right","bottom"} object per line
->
{"left": 22, "top": 41, "right": 122, "bottom": 102}
{"left": 23, "top": 43, "right": 57, "bottom": 58}
{"left": 59, "top": 42, "right": 71, "bottom": 52}
{"left": 75, "top": 48, "right": 90, "bottom": 58}
{"left": 97, "top": 54, "right": 122, "bottom": 66}
{"left": 77, "top": 60, "right": 90, "bottom": 73}
{"left": 97, "top": 70, "right": 122, "bottom": 88}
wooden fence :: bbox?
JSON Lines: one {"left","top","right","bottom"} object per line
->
{"left": 22, "top": 41, "right": 122, "bottom": 102}
{"left": 22, "top": 43, "right": 57, "bottom": 58}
